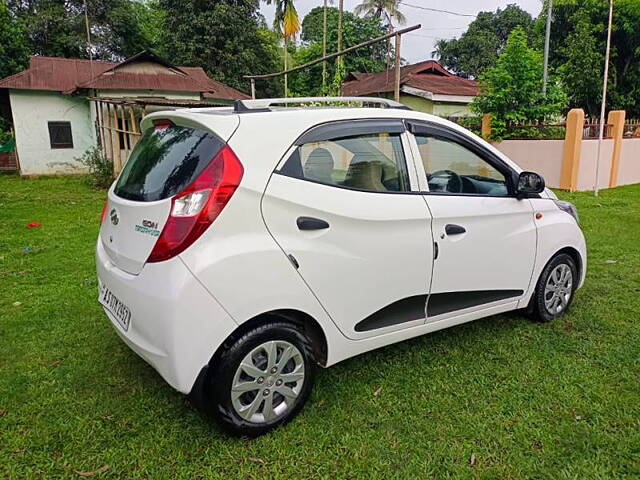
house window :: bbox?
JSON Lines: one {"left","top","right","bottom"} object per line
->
{"left": 48, "top": 121, "right": 73, "bottom": 149}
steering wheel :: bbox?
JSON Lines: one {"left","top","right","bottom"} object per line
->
{"left": 428, "top": 169, "right": 463, "bottom": 193}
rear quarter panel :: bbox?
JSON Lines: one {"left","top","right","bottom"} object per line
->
{"left": 177, "top": 113, "right": 352, "bottom": 365}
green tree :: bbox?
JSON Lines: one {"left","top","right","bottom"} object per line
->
{"left": 131, "top": 0, "right": 166, "bottom": 53}
{"left": 557, "top": 12, "right": 603, "bottom": 116}
{"left": 472, "top": 27, "right": 567, "bottom": 140}
{"left": 543, "top": 0, "right": 640, "bottom": 117}
{"left": 157, "top": 0, "right": 281, "bottom": 97}
{"left": 291, "top": 6, "right": 388, "bottom": 97}
{"left": 435, "top": 4, "right": 534, "bottom": 78}
{"left": 8, "top": 0, "right": 152, "bottom": 60}
{"left": 0, "top": 2, "right": 30, "bottom": 80}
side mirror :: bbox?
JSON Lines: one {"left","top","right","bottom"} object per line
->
{"left": 516, "top": 171, "right": 545, "bottom": 195}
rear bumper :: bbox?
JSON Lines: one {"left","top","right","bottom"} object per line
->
{"left": 95, "top": 239, "right": 237, "bottom": 393}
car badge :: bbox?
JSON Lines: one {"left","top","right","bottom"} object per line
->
{"left": 110, "top": 208, "right": 119, "bottom": 226}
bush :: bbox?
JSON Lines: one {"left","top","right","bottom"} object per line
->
{"left": 0, "top": 117, "right": 13, "bottom": 145}
{"left": 76, "top": 147, "right": 113, "bottom": 189}
{"left": 0, "top": 129, "right": 12, "bottom": 146}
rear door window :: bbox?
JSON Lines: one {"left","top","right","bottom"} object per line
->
{"left": 279, "top": 131, "right": 410, "bottom": 193}
{"left": 114, "top": 124, "right": 224, "bottom": 202}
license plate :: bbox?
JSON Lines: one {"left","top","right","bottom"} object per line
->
{"left": 99, "top": 283, "right": 131, "bottom": 331}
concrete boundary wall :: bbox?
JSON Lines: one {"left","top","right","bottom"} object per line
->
{"left": 616, "top": 138, "right": 640, "bottom": 186}
{"left": 488, "top": 109, "right": 639, "bottom": 191}
{"left": 493, "top": 139, "right": 564, "bottom": 188}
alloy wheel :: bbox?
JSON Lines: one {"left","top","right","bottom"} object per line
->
{"left": 230, "top": 340, "right": 305, "bottom": 424}
{"left": 544, "top": 263, "right": 573, "bottom": 315}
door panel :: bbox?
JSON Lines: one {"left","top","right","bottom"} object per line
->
{"left": 405, "top": 124, "right": 537, "bottom": 319}
{"left": 426, "top": 195, "right": 536, "bottom": 297}
{"left": 262, "top": 174, "right": 433, "bottom": 340}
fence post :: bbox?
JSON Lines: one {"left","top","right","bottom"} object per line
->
{"left": 607, "top": 110, "right": 625, "bottom": 188}
{"left": 560, "top": 108, "right": 585, "bottom": 191}
{"left": 481, "top": 114, "right": 491, "bottom": 140}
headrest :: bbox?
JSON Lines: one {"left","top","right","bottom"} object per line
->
{"left": 304, "top": 148, "right": 334, "bottom": 183}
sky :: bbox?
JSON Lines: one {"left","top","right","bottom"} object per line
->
{"left": 260, "top": 0, "right": 543, "bottom": 64}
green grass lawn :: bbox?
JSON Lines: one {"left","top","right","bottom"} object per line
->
{"left": 1, "top": 174, "right": 639, "bottom": 479}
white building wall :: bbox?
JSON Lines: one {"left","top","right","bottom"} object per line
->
{"left": 10, "top": 90, "right": 96, "bottom": 175}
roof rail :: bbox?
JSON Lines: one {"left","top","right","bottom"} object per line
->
{"left": 232, "top": 96, "right": 411, "bottom": 113}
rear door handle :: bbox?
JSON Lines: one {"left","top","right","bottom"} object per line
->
{"left": 445, "top": 224, "right": 466, "bottom": 235}
{"left": 297, "top": 216, "right": 330, "bottom": 231}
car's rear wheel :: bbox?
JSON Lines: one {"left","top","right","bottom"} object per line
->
{"left": 208, "top": 321, "right": 315, "bottom": 437}
{"left": 529, "top": 253, "right": 578, "bottom": 322}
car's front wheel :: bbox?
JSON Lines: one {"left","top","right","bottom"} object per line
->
{"left": 208, "top": 321, "right": 316, "bottom": 437}
{"left": 529, "top": 253, "right": 578, "bottom": 322}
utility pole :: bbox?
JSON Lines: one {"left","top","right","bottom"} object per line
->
{"left": 83, "top": 0, "right": 93, "bottom": 76}
{"left": 322, "top": 0, "right": 328, "bottom": 94}
{"left": 594, "top": 0, "right": 614, "bottom": 196}
{"left": 335, "top": 0, "right": 344, "bottom": 94}
{"left": 542, "top": 0, "right": 553, "bottom": 96}
{"left": 394, "top": 33, "right": 401, "bottom": 102}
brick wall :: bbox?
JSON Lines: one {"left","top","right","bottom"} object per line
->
{"left": 0, "top": 152, "right": 18, "bottom": 171}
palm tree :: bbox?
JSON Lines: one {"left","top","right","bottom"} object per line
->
{"left": 354, "top": 0, "right": 406, "bottom": 28}
{"left": 355, "top": 0, "right": 405, "bottom": 78}
{"left": 266, "top": 0, "right": 300, "bottom": 97}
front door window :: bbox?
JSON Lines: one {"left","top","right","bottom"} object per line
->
{"left": 415, "top": 134, "right": 509, "bottom": 196}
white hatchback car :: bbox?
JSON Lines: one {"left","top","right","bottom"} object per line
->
{"left": 96, "top": 97, "right": 586, "bottom": 436}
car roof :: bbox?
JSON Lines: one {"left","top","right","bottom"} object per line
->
{"left": 141, "top": 105, "right": 524, "bottom": 175}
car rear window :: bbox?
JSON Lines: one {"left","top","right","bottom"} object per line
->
{"left": 114, "top": 124, "right": 224, "bottom": 202}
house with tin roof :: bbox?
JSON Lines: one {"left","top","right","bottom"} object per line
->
{"left": 342, "top": 60, "right": 478, "bottom": 118}
{"left": 0, "top": 51, "right": 248, "bottom": 176}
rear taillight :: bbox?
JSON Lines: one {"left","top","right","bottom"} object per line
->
{"left": 100, "top": 202, "right": 108, "bottom": 224}
{"left": 147, "top": 145, "right": 244, "bottom": 263}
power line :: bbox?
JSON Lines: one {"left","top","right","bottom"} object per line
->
{"left": 407, "top": 32, "right": 446, "bottom": 39}
{"left": 401, "top": 2, "right": 476, "bottom": 18}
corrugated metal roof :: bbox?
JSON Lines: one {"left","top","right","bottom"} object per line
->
{"left": 342, "top": 60, "right": 478, "bottom": 98}
{"left": 0, "top": 53, "right": 249, "bottom": 100}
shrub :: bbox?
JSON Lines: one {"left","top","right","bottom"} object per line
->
{"left": 76, "top": 147, "right": 113, "bottom": 189}
{"left": 0, "top": 117, "right": 13, "bottom": 145}
{"left": 471, "top": 27, "right": 567, "bottom": 141}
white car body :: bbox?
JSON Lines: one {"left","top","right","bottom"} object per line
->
{"left": 96, "top": 100, "right": 586, "bottom": 399}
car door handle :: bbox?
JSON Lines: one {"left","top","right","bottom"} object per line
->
{"left": 445, "top": 224, "right": 466, "bottom": 235}
{"left": 297, "top": 216, "right": 330, "bottom": 231}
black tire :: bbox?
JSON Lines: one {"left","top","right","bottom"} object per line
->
{"left": 207, "top": 321, "right": 316, "bottom": 437}
{"left": 528, "top": 253, "right": 578, "bottom": 323}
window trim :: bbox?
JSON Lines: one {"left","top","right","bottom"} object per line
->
{"left": 47, "top": 121, "right": 74, "bottom": 149}
{"left": 276, "top": 119, "right": 417, "bottom": 195}
{"left": 405, "top": 120, "right": 520, "bottom": 197}
{"left": 293, "top": 118, "right": 405, "bottom": 145}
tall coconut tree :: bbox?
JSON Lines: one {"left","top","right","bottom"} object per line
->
{"left": 266, "top": 0, "right": 300, "bottom": 97}
{"left": 355, "top": 0, "right": 406, "bottom": 76}
{"left": 354, "top": 0, "right": 406, "bottom": 28}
